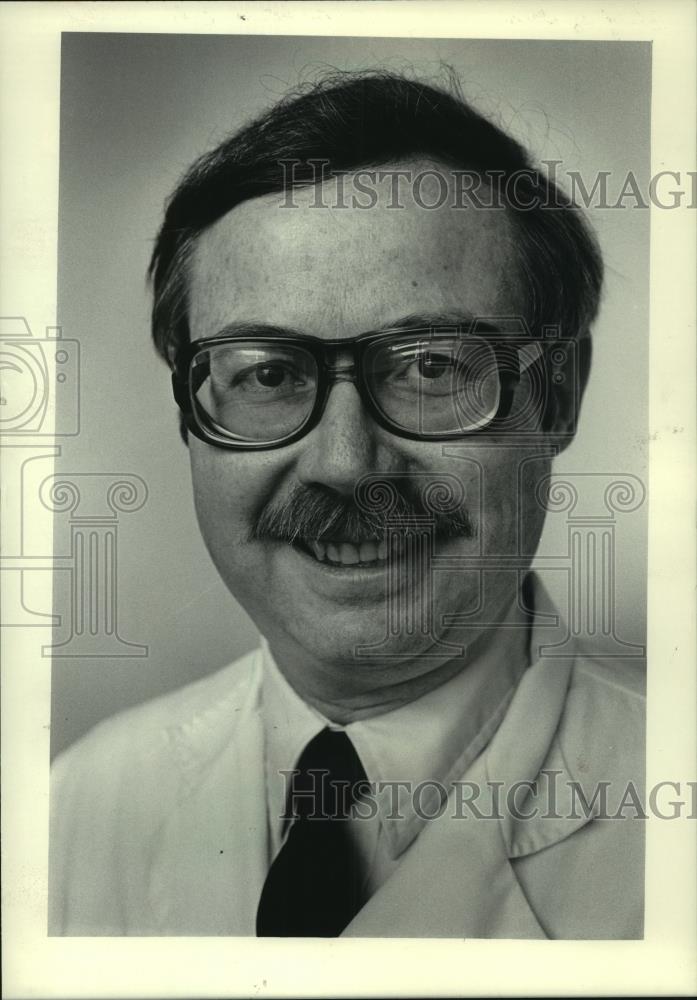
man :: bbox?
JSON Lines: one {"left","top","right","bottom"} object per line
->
{"left": 49, "top": 72, "right": 645, "bottom": 938}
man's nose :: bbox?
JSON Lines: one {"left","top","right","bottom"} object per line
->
{"left": 295, "top": 382, "right": 390, "bottom": 497}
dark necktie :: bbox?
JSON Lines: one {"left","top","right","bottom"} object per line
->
{"left": 256, "top": 727, "right": 368, "bottom": 937}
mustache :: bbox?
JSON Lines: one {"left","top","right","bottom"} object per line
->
{"left": 250, "top": 483, "right": 477, "bottom": 546}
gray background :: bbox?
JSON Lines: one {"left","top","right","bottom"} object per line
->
{"left": 51, "top": 34, "right": 650, "bottom": 759}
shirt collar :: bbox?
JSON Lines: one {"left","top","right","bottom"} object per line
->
{"left": 261, "top": 583, "right": 533, "bottom": 860}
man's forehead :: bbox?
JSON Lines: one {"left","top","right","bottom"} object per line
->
{"left": 188, "top": 162, "right": 523, "bottom": 340}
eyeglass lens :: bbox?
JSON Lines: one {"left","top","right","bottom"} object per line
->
{"left": 191, "top": 343, "right": 319, "bottom": 442}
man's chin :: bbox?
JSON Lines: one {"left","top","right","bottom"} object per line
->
{"left": 275, "top": 607, "right": 455, "bottom": 672}
{"left": 260, "top": 583, "right": 461, "bottom": 673}
{"left": 228, "top": 538, "right": 476, "bottom": 665}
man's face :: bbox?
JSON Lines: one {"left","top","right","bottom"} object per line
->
{"left": 186, "top": 163, "right": 552, "bottom": 683}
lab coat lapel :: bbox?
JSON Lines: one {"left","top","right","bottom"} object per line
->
{"left": 342, "top": 751, "right": 548, "bottom": 938}
{"left": 148, "top": 658, "right": 269, "bottom": 935}
{"left": 344, "top": 651, "right": 581, "bottom": 939}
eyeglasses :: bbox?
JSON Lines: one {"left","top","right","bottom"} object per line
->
{"left": 171, "top": 328, "right": 546, "bottom": 450}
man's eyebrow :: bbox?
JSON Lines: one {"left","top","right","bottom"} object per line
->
{"left": 210, "top": 322, "right": 303, "bottom": 339}
{"left": 210, "top": 312, "right": 498, "bottom": 340}
{"left": 373, "top": 311, "right": 496, "bottom": 333}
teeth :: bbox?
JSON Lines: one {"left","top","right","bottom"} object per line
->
{"left": 359, "top": 541, "right": 378, "bottom": 563}
{"left": 307, "top": 539, "right": 391, "bottom": 566}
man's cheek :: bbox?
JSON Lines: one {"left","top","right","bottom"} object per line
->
{"left": 189, "top": 448, "right": 264, "bottom": 540}
{"left": 480, "top": 495, "right": 516, "bottom": 552}
{"left": 475, "top": 450, "right": 549, "bottom": 555}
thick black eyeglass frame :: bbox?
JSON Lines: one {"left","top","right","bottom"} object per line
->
{"left": 171, "top": 328, "right": 540, "bottom": 451}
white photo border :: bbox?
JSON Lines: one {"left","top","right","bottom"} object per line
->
{"left": 1, "top": 1, "right": 695, "bottom": 997}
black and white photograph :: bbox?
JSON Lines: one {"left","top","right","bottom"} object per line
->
{"left": 1, "top": 2, "right": 695, "bottom": 997}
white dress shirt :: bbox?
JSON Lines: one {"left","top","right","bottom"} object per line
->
{"left": 261, "top": 594, "right": 531, "bottom": 901}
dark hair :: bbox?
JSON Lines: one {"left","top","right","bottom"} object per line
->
{"left": 148, "top": 70, "right": 603, "bottom": 372}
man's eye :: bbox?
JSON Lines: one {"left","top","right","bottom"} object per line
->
{"left": 390, "top": 353, "right": 457, "bottom": 386}
{"left": 232, "top": 362, "right": 305, "bottom": 392}
{"left": 417, "top": 353, "right": 452, "bottom": 379}
{"left": 253, "top": 364, "right": 290, "bottom": 388}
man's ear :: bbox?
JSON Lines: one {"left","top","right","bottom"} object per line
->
{"left": 543, "top": 332, "right": 592, "bottom": 452}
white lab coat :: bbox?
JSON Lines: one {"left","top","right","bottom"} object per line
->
{"left": 49, "top": 618, "right": 645, "bottom": 938}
